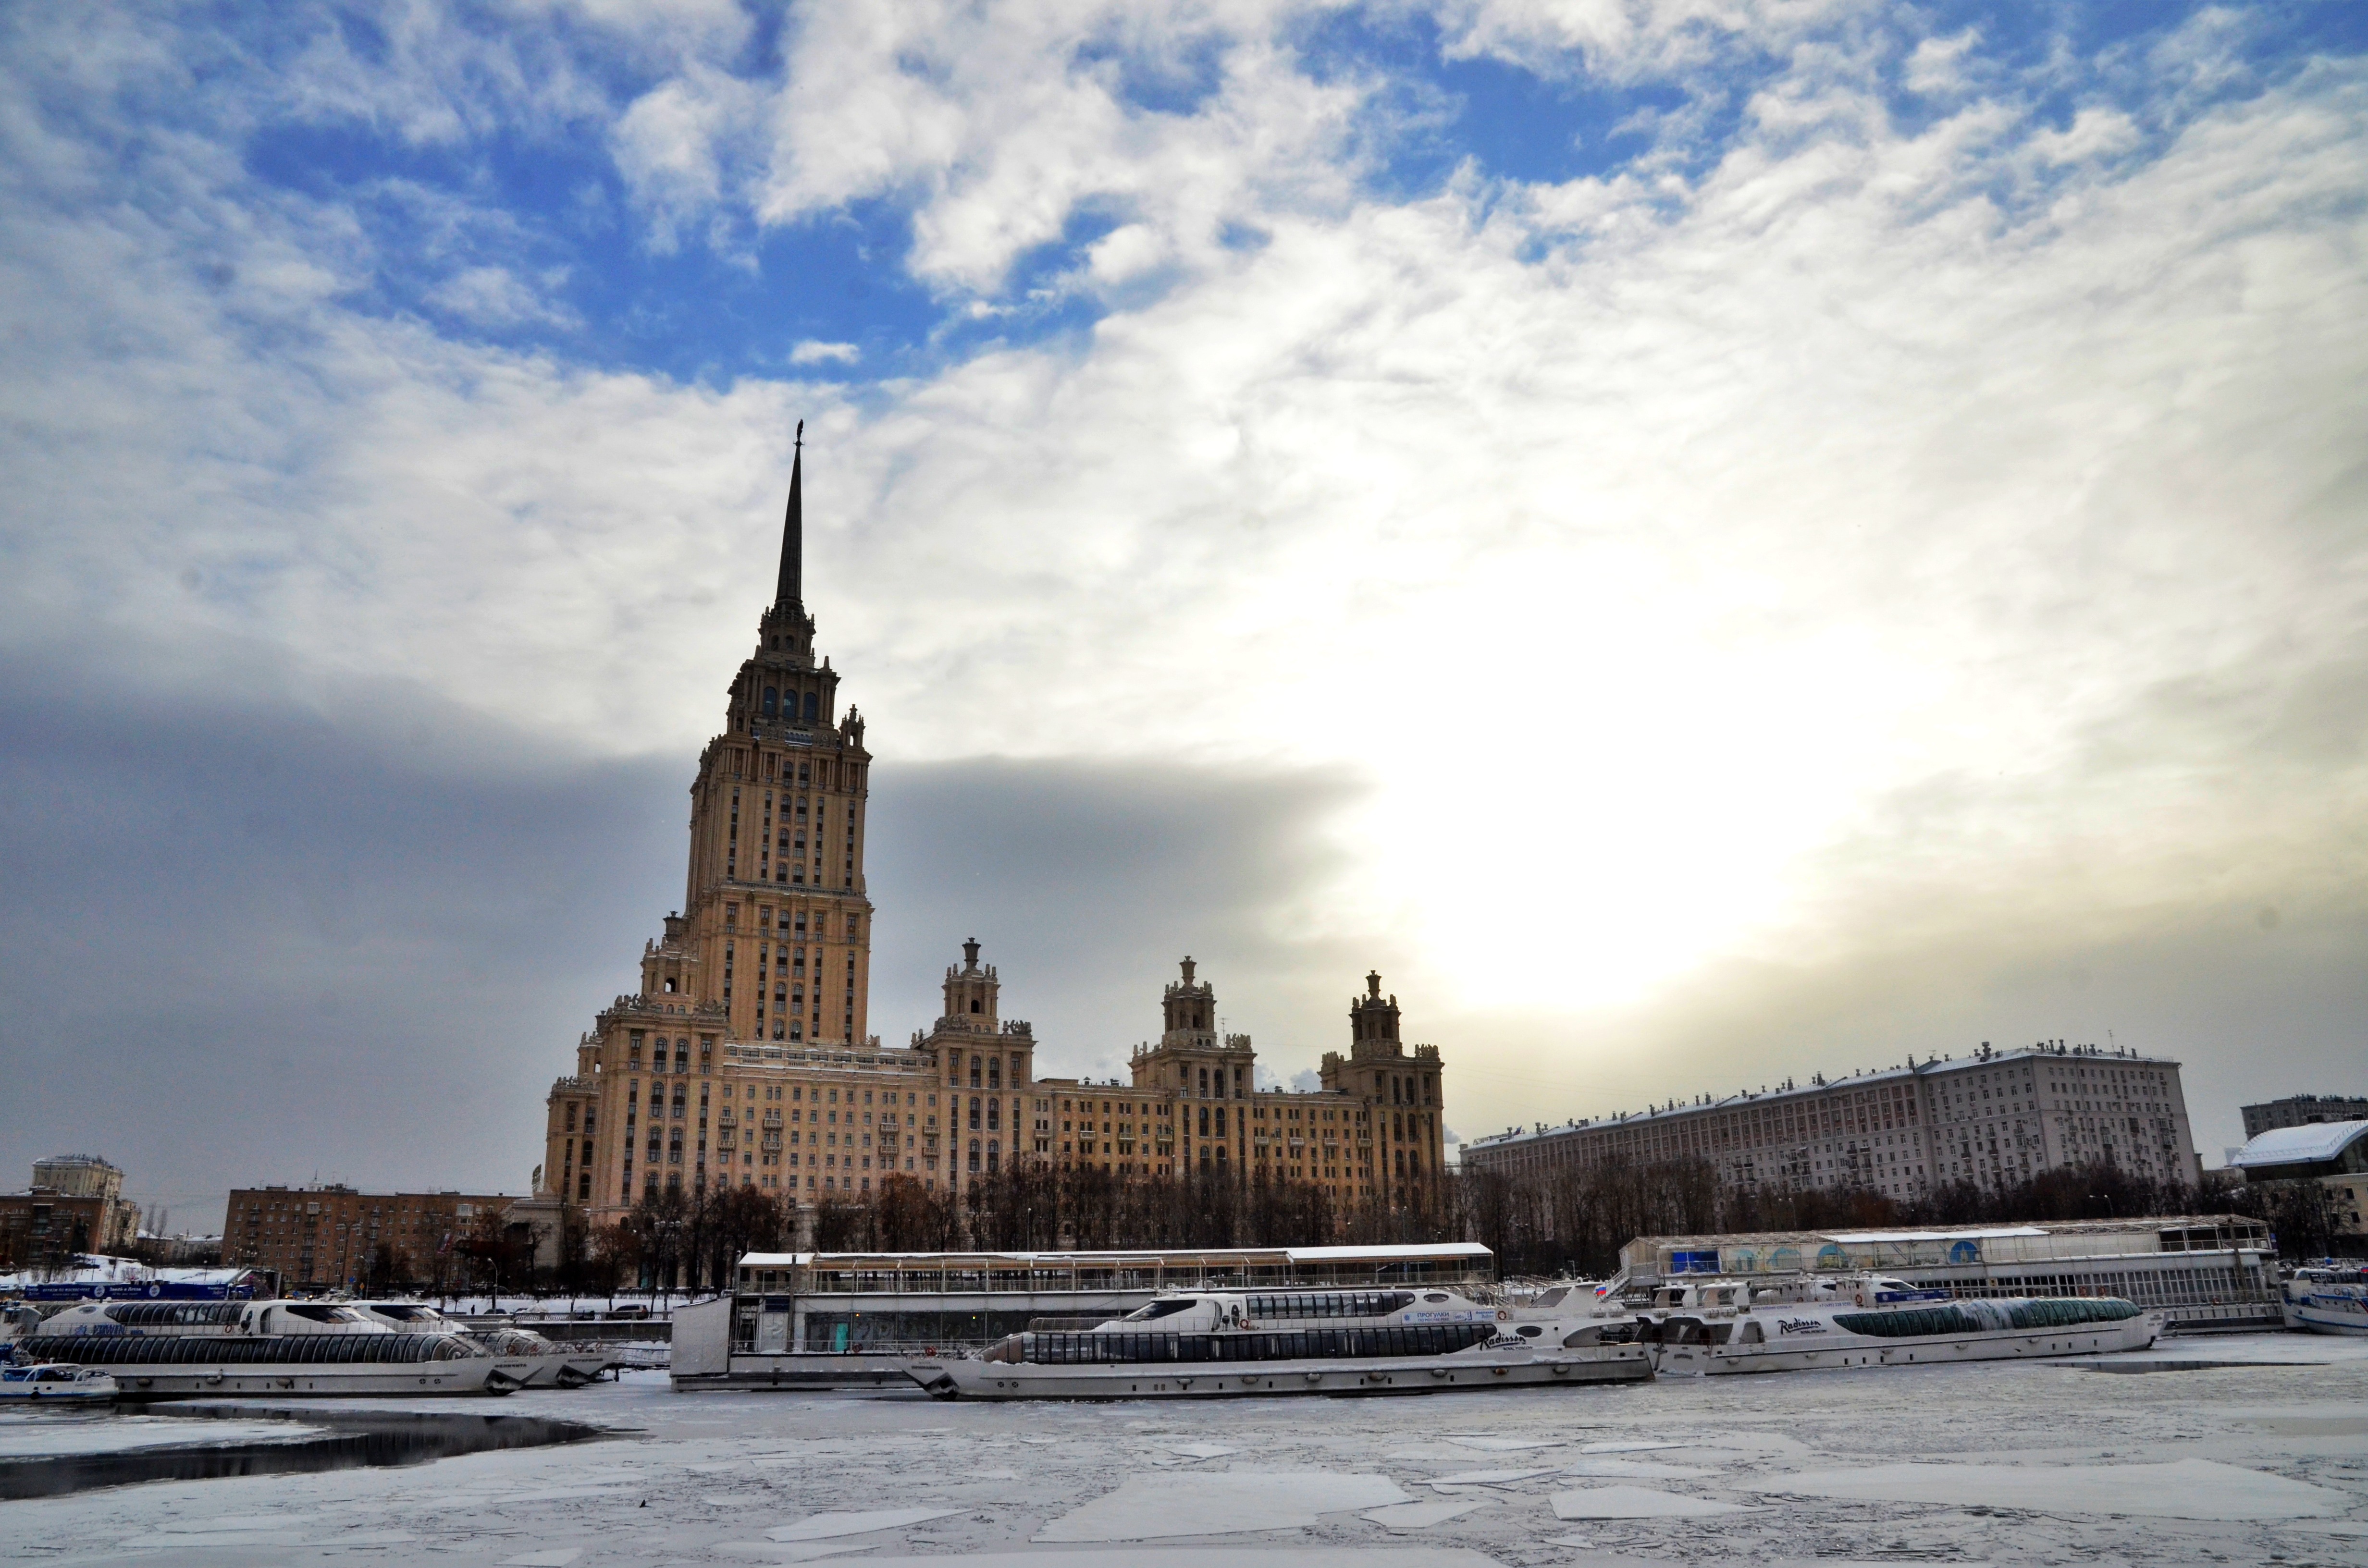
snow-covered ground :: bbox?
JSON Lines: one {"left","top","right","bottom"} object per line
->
{"left": 5, "top": 1332, "right": 2365, "bottom": 1566}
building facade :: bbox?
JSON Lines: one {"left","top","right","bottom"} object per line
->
{"left": 2243, "top": 1093, "right": 2368, "bottom": 1140}
{"left": 1462, "top": 1042, "right": 2201, "bottom": 1198}
{"left": 2230, "top": 1120, "right": 2368, "bottom": 1244}
{"left": 222, "top": 1185, "right": 518, "bottom": 1290}
{"left": 0, "top": 1156, "right": 139, "bottom": 1268}
{"left": 539, "top": 447, "right": 1448, "bottom": 1226}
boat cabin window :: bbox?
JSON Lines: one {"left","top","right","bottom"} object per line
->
{"left": 282, "top": 1304, "right": 364, "bottom": 1324}
{"left": 1664, "top": 1317, "right": 1733, "bottom": 1346}
{"left": 1515, "top": 1324, "right": 1543, "bottom": 1338}
{"left": 1531, "top": 1286, "right": 1570, "bottom": 1308}
{"left": 370, "top": 1304, "right": 439, "bottom": 1322}
{"left": 1122, "top": 1299, "right": 1199, "bottom": 1322}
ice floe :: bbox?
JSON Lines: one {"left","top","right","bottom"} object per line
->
{"left": 864, "top": 1553, "right": 1497, "bottom": 1568}
{"left": 1551, "top": 1485, "right": 1759, "bottom": 1519}
{"left": 1745, "top": 1456, "right": 2352, "bottom": 1520}
{"left": 1035, "top": 1472, "right": 1409, "bottom": 1541}
{"left": 767, "top": 1508, "right": 964, "bottom": 1541}
{"left": 1362, "top": 1500, "right": 1492, "bottom": 1530}
{"left": 1443, "top": 1435, "right": 1560, "bottom": 1451}
{"left": 1424, "top": 1468, "right": 1560, "bottom": 1488}
{"left": 1558, "top": 1458, "right": 1719, "bottom": 1480}
{"left": 0, "top": 1417, "right": 318, "bottom": 1458}
{"left": 713, "top": 1544, "right": 877, "bottom": 1563}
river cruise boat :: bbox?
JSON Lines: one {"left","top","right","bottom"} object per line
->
{"left": 354, "top": 1301, "right": 613, "bottom": 1387}
{"left": 2281, "top": 1264, "right": 2368, "bottom": 1335}
{"left": 0, "top": 1361, "right": 119, "bottom": 1401}
{"left": 678, "top": 1241, "right": 1505, "bottom": 1390}
{"left": 907, "top": 1284, "right": 1648, "bottom": 1400}
{"left": 13, "top": 1299, "right": 530, "bottom": 1396}
{"left": 1639, "top": 1273, "right": 2159, "bottom": 1374}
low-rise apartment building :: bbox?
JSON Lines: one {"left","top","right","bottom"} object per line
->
{"left": 1462, "top": 1041, "right": 2201, "bottom": 1198}
{"left": 0, "top": 1156, "right": 139, "bottom": 1268}
{"left": 222, "top": 1185, "right": 519, "bottom": 1290}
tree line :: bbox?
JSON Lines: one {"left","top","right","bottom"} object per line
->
{"left": 356, "top": 1155, "right": 2348, "bottom": 1298}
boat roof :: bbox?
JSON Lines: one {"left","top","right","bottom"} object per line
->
{"left": 1627, "top": 1214, "right": 2268, "bottom": 1250}
{"left": 2230, "top": 1120, "right": 2368, "bottom": 1167}
{"left": 738, "top": 1243, "right": 1493, "bottom": 1269}
{"left": 1821, "top": 1228, "right": 2047, "bottom": 1243}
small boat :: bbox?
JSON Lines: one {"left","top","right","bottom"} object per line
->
{"left": 2281, "top": 1264, "right": 2368, "bottom": 1335}
{"left": 0, "top": 1361, "right": 119, "bottom": 1401}
{"left": 1638, "top": 1273, "right": 2160, "bottom": 1374}
{"left": 15, "top": 1299, "right": 530, "bottom": 1396}
{"left": 908, "top": 1284, "right": 1649, "bottom": 1400}
{"left": 353, "top": 1302, "right": 614, "bottom": 1387}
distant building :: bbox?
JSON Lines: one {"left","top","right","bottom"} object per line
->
{"left": 222, "top": 1186, "right": 520, "bottom": 1291}
{"left": 1462, "top": 1043, "right": 2201, "bottom": 1198}
{"left": 2228, "top": 1120, "right": 2368, "bottom": 1242}
{"left": 2242, "top": 1093, "right": 2368, "bottom": 1140}
{"left": 0, "top": 1156, "right": 139, "bottom": 1268}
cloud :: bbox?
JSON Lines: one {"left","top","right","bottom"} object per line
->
{"left": 790, "top": 340, "right": 861, "bottom": 365}
{"left": 427, "top": 263, "right": 580, "bottom": 327}
{"left": 1433, "top": 0, "right": 1867, "bottom": 82}
{"left": 0, "top": 1, "right": 2363, "bottom": 1189}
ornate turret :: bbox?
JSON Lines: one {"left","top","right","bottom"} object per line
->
{"left": 939, "top": 937, "right": 999, "bottom": 1031}
{"left": 1162, "top": 956, "right": 1217, "bottom": 1047}
{"left": 1349, "top": 969, "right": 1402, "bottom": 1056}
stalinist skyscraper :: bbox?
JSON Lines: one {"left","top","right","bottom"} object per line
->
{"left": 541, "top": 429, "right": 905, "bottom": 1220}
{"left": 538, "top": 435, "right": 1447, "bottom": 1227}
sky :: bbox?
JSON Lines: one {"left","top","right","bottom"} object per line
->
{"left": 2, "top": 0, "right": 2365, "bottom": 1232}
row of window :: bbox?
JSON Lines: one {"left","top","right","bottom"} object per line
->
{"left": 760, "top": 685, "right": 823, "bottom": 723}
{"left": 1018, "top": 1324, "right": 1495, "bottom": 1365}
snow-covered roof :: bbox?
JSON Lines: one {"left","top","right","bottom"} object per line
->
{"left": 2229, "top": 1120, "right": 2368, "bottom": 1169}
{"left": 0, "top": 1257, "right": 254, "bottom": 1290}
{"left": 1281, "top": 1243, "right": 1492, "bottom": 1262}
{"left": 1821, "top": 1228, "right": 2047, "bottom": 1244}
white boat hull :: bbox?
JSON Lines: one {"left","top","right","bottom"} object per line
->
{"left": 912, "top": 1343, "right": 1651, "bottom": 1400}
{"left": 0, "top": 1380, "right": 118, "bottom": 1402}
{"left": 1654, "top": 1314, "right": 2160, "bottom": 1375}
{"left": 2282, "top": 1302, "right": 2368, "bottom": 1335}
{"left": 102, "top": 1362, "right": 524, "bottom": 1397}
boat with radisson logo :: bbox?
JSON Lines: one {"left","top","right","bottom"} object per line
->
{"left": 907, "top": 1283, "right": 1647, "bottom": 1399}
{"left": 12, "top": 1299, "right": 531, "bottom": 1396}
{"left": 1640, "top": 1272, "right": 2160, "bottom": 1374}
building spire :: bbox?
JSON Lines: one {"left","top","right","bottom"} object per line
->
{"left": 774, "top": 420, "right": 803, "bottom": 612}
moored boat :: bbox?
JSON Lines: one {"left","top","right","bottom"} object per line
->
{"left": 15, "top": 1299, "right": 529, "bottom": 1396}
{"left": 0, "top": 1361, "right": 119, "bottom": 1401}
{"left": 354, "top": 1302, "right": 614, "bottom": 1387}
{"left": 909, "top": 1284, "right": 1648, "bottom": 1400}
{"left": 2280, "top": 1264, "right": 2368, "bottom": 1335}
{"left": 1640, "top": 1273, "right": 2160, "bottom": 1374}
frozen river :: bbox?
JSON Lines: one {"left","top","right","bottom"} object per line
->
{"left": 5, "top": 1332, "right": 2364, "bottom": 1566}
